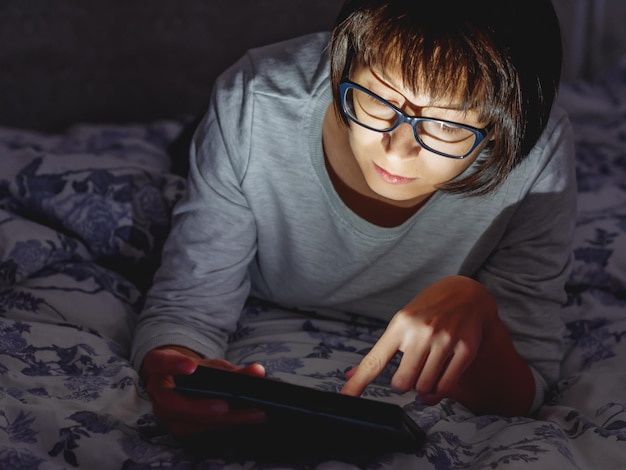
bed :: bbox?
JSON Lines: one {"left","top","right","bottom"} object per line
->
{"left": 1, "top": 1, "right": 625, "bottom": 469}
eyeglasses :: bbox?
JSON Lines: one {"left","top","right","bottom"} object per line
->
{"left": 339, "top": 80, "right": 490, "bottom": 159}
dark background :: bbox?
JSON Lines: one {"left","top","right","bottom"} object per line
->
{"left": 2, "top": 1, "right": 626, "bottom": 133}
{"left": 0, "top": 0, "right": 342, "bottom": 132}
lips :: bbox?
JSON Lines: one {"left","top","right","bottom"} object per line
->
{"left": 373, "top": 163, "right": 416, "bottom": 185}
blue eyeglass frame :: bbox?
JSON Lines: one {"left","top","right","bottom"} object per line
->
{"left": 339, "top": 80, "right": 491, "bottom": 159}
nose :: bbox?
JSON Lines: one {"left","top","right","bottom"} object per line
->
{"left": 385, "top": 121, "right": 422, "bottom": 156}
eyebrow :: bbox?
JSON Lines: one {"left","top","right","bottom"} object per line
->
{"left": 369, "top": 67, "right": 467, "bottom": 111}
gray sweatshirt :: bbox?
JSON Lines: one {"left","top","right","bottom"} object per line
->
{"left": 131, "top": 32, "right": 577, "bottom": 405}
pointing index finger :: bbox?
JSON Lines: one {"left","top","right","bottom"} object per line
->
{"left": 340, "top": 338, "right": 398, "bottom": 397}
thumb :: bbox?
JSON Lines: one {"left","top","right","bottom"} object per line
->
{"left": 141, "top": 347, "right": 198, "bottom": 381}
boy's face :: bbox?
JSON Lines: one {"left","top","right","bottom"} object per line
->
{"left": 345, "top": 63, "right": 489, "bottom": 205}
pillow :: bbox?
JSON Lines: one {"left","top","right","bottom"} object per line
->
{"left": 0, "top": 121, "right": 187, "bottom": 291}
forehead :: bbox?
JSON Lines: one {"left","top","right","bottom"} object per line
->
{"left": 352, "top": 60, "right": 470, "bottom": 110}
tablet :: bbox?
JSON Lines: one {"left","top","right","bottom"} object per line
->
{"left": 174, "top": 366, "right": 425, "bottom": 461}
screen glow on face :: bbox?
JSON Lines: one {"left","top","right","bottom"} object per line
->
{"left": 340, "top": 80, "right": 489, "bottom": 159}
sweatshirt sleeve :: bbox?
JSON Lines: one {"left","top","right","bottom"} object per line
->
{"left": 477, "top": 105, "right": 577, "bottom": 400}
{"left": 130, "top": 54, "right": 258, "bottom": 370}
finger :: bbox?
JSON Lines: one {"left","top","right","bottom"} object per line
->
{"left": 156, "top": 386, "right": 267, "bottom": 434}
{"left": 150, "top": 382, "right": 228, "bottom": 421}
{"left": 435, "top": 342, "right": 475, "bottom": 395}
{"left": 419, "top": 393, "right": 443, "bottom": 407}
{"left": 219, "top": 407, "right": 267, "bottom": 425}
{"left": 142, "top": 349, "right": 197, "bottom": 379}
{"left": 159, "top": 394, "right": 266, "bottom": 426}
{"left": 196, "top": 360, "right": 266, "bottom": 378}
{"left": 152, "top": 365, "right": 267, "bottom": 420}
{"left": 415, "top": 345, "right": 453, "bottom": 395}
{"left": 149, "top": 361, "right": 265, "bottom": 414}
{"left": 340, "top": 335, "right": 399, "bottom": 396}
{"left": 390, "top": 343, "right": 430, "bottom": 392}
{"left": 236, "top": 363, "right": 266, "bottom": 377}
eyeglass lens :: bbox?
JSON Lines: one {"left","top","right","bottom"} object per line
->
{"left": 344, "top": 86, "right": 478, "bottom": 158}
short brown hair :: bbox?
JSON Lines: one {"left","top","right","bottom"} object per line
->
{"left": 329, "top": 0, "right": 562, "bottom": 195}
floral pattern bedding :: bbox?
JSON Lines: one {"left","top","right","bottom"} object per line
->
{"left": 1, "top": 57, "right": 626, "bottom": 469}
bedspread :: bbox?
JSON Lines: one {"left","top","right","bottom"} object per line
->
{"left": 1, "top": 57, "right": 625, "bottom": 469}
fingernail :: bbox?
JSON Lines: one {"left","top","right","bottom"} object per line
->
{"left": 177, "top": 360, "right": 196, "bottom": 374}
{"left": 415, "top": 394, "right": 438, "bottom": 405}
{"left": 209, "top": 402, "right": 228, "bottom": 414}
{"left": 248, "top": 410, "right": 267, "bottom": 423}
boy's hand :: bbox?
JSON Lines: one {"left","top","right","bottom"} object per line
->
{"left": 141, "top": 347, "right": 267, "bottom": 435}
{"left": 341, "top": 275, "right": 535, "bottom": 416}
{"left": 341, "top": 276, "right": 496, "bottom": 400}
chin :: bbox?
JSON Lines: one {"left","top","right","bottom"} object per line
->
{"left": 370, "top": 185, "right": 427, "bottom": 206}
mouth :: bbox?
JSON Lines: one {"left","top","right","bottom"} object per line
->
{"left": 373, "top": 163, "right": 416, "bottom": 185}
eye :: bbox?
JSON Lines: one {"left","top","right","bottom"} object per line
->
{"left": 363, "top": 93, "right": 389, "bottom": 109}
{"left": 353, "top": 89, "right": 396, "bottom": 119}
{"left": 419, "top": 120, "right": 474, "bottom": 143}
{"left": 436, "top": 122, "right": 464, "bottom": 134}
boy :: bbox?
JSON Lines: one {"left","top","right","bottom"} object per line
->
{"left": 133, "top": 0, "right": 576, "bottom": 435}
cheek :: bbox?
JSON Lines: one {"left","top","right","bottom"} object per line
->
{"left": 426, "top": 157, "right": 476, "bottom": 181}
{"left": 347, "top": 126, "right": 377, "bottom": 154}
